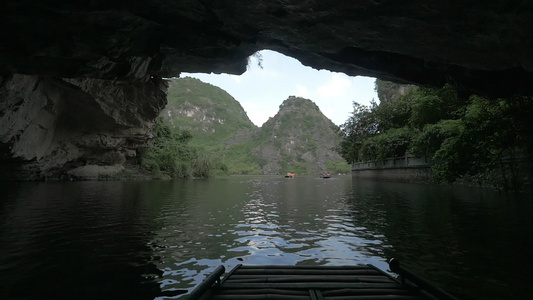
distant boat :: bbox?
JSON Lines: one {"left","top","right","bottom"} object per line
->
{"left": 285, "top": 173, "right": 295, "bottom": 178}
{"left": 321, "top": 172, "right": 331, "bottom": 178}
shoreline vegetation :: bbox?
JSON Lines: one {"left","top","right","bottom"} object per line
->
{"left": 338, "top": 80, "right": 532, "bottom": 191}
{"left": 160, "top": 80, "right": 351, "bottom": 177}
{"left": 139, "top": 118, "right": 228, "bottom": 179}
{"left": 9, "top": 80, "right": 530, "bottom": 193}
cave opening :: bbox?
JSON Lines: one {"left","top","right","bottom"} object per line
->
{"left": 179, "top": 50, "right": 378, "bottom": 128}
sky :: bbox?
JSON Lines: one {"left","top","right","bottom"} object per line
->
{"left": 181, "top": 50, "right": 378, "bottom": 127}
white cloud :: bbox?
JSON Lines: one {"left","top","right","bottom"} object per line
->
{"left": 295, "top": 84, "right": 310, "bottom": 98}
{"left": 263, "top": 70, "right": 282, "bottom": 79}
{"left": 242, "top": 102, "right": 277, "bottom": 127}
{"left": 181, "top": 51, "right": 377, "bottom": 127}
{"left": 322, "top": 107, "right": 336, "bottom": 119}
{"left": 249, "top": 109, "right": 277, "bottom": 127}
{"left": 241, "top": 102, "right": 258, "bottom": 112}
{"left": 230, "top": 75, "right": 242, "bottom": 84}
{"left": 317, "top": 74, "right": 351, "bottom": 98}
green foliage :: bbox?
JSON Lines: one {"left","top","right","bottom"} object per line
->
{"left": 281, "top": 162, "right": 308, "bottom": 175}
{"left": 141, "top": 118, "right": 227, "bottom": 178}
{"left": 432, "top": 95, "right": 533, "bottom": 183}
{"left": 302, "top": 134, "right": 318, "bottom": 152}
{"left": 221, "top": 96, "right": 343, "bottom": 175}
{"left": 410, "top": 119, "right": 462, "bottom": 157}
{"left": 339, "top": 79, "right": 533, "bottom": 188}
{"left": 408, "top": 85, "right": 463, "bottom": 130}
{"left": 361, "top": 127, "right": 413, "bottom": 160}
{"left": 338, "top": 101, "right": 378, "bottom": 162}
{"left": 326, "top": 161, "right": 351, "bottom": 173}
{"left": 340, "top": 82, "right": 467, "bottom": 165}
{"left": 164, "top": 82, "right": 346, "bottom": 176}
{"left": 373, "top": 89, "right": 416, "bottom": 130}
{"left": 164, "top": 77, "right": 256, "bottom": 147}
{"left": 409, "top": 93, "right": 444, "bottom": 129}
{"left": 227, "top": 162, "right": 263, "bottom": 175}
{"left": 217, "top": 141, "right": 266, "bottom": 175}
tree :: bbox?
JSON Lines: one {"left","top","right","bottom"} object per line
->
{"left": 373, "top": 89, "right": 415, "bottom": 131}
{"left": 338, "top": 101, "right": 378, "bottom": 163}
{"left": 361, "top": 127, "right": 413, "bottom": 160}
{"left": 141, "top": 118, "right": 227, "bottom": 178}
{"left": 432, "top": 95, "right": 533, "bottom": 186}
{"left": 338, "top": 79, "right": 532, "bottom": 190}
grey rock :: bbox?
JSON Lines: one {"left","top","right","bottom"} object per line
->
{"left": 0, "top": 74, "right": 166, "bottom": 179}
{"left": 2, "top": 1, "right": 531, "bottom": 96}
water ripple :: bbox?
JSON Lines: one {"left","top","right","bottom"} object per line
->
{"left": 2, "top": 178, "right": 528, "bottom": 300}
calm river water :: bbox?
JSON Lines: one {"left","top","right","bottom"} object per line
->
{"left": 0, "top": 176, "right": 531, "bottom": 300}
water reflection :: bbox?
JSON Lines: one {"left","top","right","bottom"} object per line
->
{"left": 348, "top": 179, "right": 533, "bottom": 300}
{"left": 150, "top": 176, "right": 390, "bottom": 298}
{"left": 0, "top": 177, "right": 531, "bottom": 300}
{"left": 152, "top": 177, "right": 532, "bottom": 300}
{"left": 0, "top": 181, "right": 164, "bottom": 300}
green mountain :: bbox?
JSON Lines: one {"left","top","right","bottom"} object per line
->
{"left": 163, "top": 77, "right": 256, "bottom": 147}
{"left": 161, "top": 78, "right": 350, "bottom": 175}
{"left": 250, "top": 96, "right": 347, "bottom": 175}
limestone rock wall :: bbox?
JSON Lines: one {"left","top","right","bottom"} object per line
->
{"left": 2, "top": 1, "right": 532, "bottom": 96}
{"left": 0, "top": 75, "right": 167, "bottom": 180}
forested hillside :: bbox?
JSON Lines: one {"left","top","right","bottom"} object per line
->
{"left": 163, "top": 77, "right": 256, "bottom": 146}
{"left": 251, "top": 96, "right": 347, "bottom": 175}
{"left": 159, "top": 78, "right": 350, "bottom": 175}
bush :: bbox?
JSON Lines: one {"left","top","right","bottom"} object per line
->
{"left": 360, "top": 127, "right": 413, "bottom": 160}
{"left": 339, "top": 81, "right": 532, "bottom": 190}
{"left": 326, "top": 161, "right": 351, "bottom": 173}
{"left": 141, "top": 118, "right": 226, "bottom": 178}
{"left": 410, "top": 119, "right": 462, "bottom": 157}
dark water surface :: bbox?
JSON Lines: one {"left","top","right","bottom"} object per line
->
{"left": 0, "top": 176, "right": 531, "bottom": 299}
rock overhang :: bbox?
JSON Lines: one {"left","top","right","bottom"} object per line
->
{"left": 1, "top": 0, "right": 532, "bottom": 97}
{"left": 1, "top": 0, "right": 532, "bottom": 179}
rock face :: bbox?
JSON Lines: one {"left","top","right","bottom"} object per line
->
{"left": 0, "top": 74, "right": 167, "bottom": 179}
{"left": 162, "top": 79, "right": 343, "bottom": 175}
{"left": 254, "top": 97, "right": 344, "bottom": 175}
{"left": 162, "top": 77, "right": 256, "bottom": 146}
{"left": 3, "top": 1, "right": 532, "bottom": 95}
{"left": 1, "top": 0, "right": 532, "bottom": 179}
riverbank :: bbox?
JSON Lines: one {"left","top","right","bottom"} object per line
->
{"left": 351, "top": 154, "right": 532, "bottom": 192}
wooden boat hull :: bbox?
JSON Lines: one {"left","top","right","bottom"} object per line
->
{"left": 187, "top": 260, "right": 458, "bottom": 300}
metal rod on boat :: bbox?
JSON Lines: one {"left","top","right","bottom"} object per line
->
{"left": 188, "top": 265, "right": 226, "bottom": 300}
{"left": 388, "top": 258, "right": 459, "bottom": 300}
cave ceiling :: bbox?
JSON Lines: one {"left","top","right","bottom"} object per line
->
{"left": 2, "top": 0, "right": 532, "bottom": 98}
